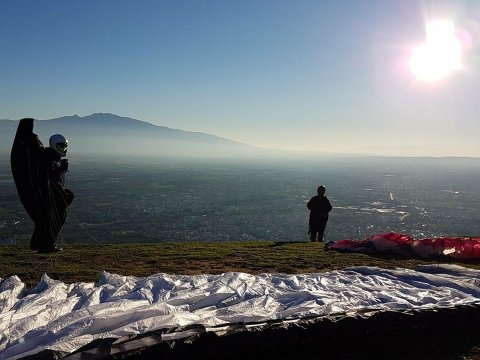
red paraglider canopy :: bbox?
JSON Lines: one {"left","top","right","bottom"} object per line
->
{"left": 327, "top": 232, "right": 480, "bottom": 259}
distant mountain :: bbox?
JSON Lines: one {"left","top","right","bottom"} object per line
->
{"left": 0, "top": 113, "right": 260, "bottom": 158}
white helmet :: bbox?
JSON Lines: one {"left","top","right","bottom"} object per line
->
{"left": 49, "top": 134, "right": 68, "bottom": 157}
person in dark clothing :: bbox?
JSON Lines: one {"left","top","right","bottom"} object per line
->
{"left": 307, "top": 185, "right": 332, "bottom": 242}
{"left": 11, "top": 118, "right": 74, "bottom": 253}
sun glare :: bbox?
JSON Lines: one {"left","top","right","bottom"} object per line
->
{"left": 409, "top": 19, "right": 462, "bottom": 82}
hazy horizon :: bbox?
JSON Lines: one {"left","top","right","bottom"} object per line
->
{"left": 2, "top": 113, "right": 480, "bottom": 159}
{"left": 2, "top": 1, "right": 480, "bottom": 157}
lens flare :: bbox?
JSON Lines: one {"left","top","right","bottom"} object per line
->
{"left": 409, "top": 20, "right": 462, "bottom": 82}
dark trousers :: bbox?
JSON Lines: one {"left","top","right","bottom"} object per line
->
{"left": 30, "top": 210, "right": 66, "bottom": 251}
{"left": 310, "top": 220, "right": 327, "bottom": 242}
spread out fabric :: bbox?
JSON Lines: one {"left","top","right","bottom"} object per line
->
{"left": 327, "top": 232, "right": 480, "bottom": 259}
{"left": 2, "top": 264, "right": 480, "bottom": 359}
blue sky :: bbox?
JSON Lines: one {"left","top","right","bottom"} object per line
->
{"left": 1, "top": 0, "right": 480, "bottom": 156}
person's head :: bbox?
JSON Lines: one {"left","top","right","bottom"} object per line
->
{"left": 49, "top": 134, "right": 68, "bottom": 157}
{"left": 317, "top": 185, "right": 326, "bottom": 196}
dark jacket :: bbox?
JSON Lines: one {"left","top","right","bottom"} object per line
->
{"left": 11, "top": 118, "right": 73, "bottom": 250}
{"left": 307, "top": 195, "right": 332, "bottom": 225}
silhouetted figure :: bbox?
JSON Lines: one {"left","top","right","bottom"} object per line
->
{"left": 307, "top": 185, "right": 332, "bottom": 242}
{"left": 11, "top": 118, "right": 74, "bottom": 253}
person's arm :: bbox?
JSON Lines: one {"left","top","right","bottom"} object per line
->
{"left": 16, "top": 118, "right": 44, "bottom": 152}
{"left": 326, "top": 198, "right": 332, "bottom": 213}
{"left": 16, "top": 118, "right": 34, "bottom": 138}
{"left": 307, "top": 197, "right": 313, "bottom": 210}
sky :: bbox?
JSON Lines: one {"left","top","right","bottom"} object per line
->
{"left": 1, "top": 0, "right": 480, "bottom": 156}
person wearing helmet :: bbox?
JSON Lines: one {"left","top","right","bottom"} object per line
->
{"left": 11, "top": 118, "right": 74, "bottom": 253}
{"left": 49, "top": 133, "right": 69, "bottom": 157}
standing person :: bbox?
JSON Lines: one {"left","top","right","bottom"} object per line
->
{"left": 11, "top": 118, "right": 74, "bottom": 253}
{"left": 307, "top": 185, "right": 332, "bottom": 242}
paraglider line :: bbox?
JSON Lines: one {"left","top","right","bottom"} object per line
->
{"left": 67, "top": 208, "right": 122, "bottom": 265}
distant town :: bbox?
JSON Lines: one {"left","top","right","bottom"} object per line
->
{"left": 1, "top": 154, "right": 480, "bottom": 245}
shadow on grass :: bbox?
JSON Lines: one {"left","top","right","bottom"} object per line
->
{"left": 270, "top": 241, "right": 310, "bottom": 247}
{"left": 327, "top": 248, "right": 480, "bottom": 266}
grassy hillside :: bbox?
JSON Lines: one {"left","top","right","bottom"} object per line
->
{"left": 3, "top": 241, "right": 480, "bottom": 359}
{"left": 2, "top": 241, "right": 480, "bottom": 287}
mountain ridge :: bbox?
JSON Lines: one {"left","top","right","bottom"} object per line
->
{"left": 41, "top": 113, "right": 249, "bottom": 144}
{"left": 0, "top": 113, "right": 259, "bottom": 158}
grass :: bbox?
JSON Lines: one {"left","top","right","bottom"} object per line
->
{"left": 2, "top": 240, "right": 480, "bottom": 287}
{"left": 3, "top": 241, "right": 480, "bottom": 359}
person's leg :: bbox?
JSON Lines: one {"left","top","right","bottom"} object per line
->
{"left": 30, "top": 210, "right": 47, "bottom": 251}
{"left": 30, "top": 223, "right": 42, "bottom": 251}
{"left": 310, "top": 225, "right": 318, "bottom": 241}
{"left": 317, "top": 221, "right": 328, "bottom": 242}
{"left": 37, "top": 210, "right": 65, "bottom": 253}
{"left": 48, "top": 210, "right": 66, "bottom": 251}
{"left": 36, "top": 221, "right": 54, "bottom": 252}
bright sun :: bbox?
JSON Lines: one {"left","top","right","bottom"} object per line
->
{"left": 409, "top": 19, "right": 463, "bottom": 82}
